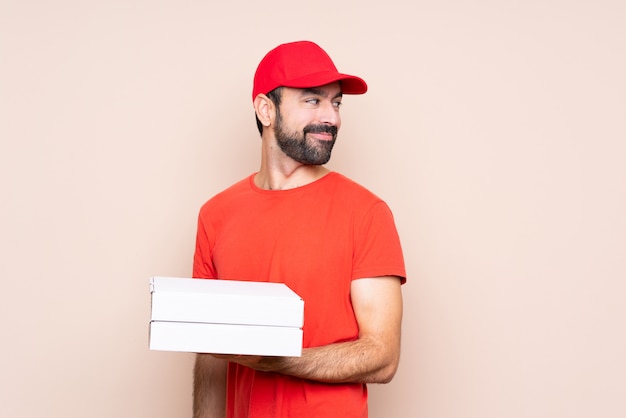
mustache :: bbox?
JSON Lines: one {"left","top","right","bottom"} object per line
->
{"left": 303, "top": 124, "right": 338, "bottom": 136}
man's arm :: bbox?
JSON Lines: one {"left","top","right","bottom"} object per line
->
{"left": 193, "top": 354, "right": 227, "bottom": 418}
{"left": 213, "top": 275, "right": 403, "bottom": 384}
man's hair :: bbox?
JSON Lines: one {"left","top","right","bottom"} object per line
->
{"left": 255, "top": 87, "right": 283, "bottom": 135}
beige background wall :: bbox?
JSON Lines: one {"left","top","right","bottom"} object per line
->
{"left": 1, "top": 1, "right": 624, "bottom": 417}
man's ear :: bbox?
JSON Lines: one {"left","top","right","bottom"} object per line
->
{"left": 253, "top": 94, "right": 273, "bottom": 129}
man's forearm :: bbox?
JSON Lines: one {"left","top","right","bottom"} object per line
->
{"left": 280, "top": 334, "right": 400, "bottom": 383}
{"left": 193, "top": 354, "right": 227, "bottom": 418}
{"left": 215, "top": 332, "right": 400, "bottom": 385}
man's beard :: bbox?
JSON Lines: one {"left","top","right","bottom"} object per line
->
{"left": 273, "top": 110, "right": 338, "bottom": 165}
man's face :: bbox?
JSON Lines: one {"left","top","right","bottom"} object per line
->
{"left": 272, "top": 82, "right": 343, "bottom": 165}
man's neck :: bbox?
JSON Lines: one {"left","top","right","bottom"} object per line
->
{"left": 254, "top": 164, "right": 330, "bottom": 191}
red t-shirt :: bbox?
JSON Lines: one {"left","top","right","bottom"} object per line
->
{"left": 193, "top": 172, "right": 406, "bottom": 418}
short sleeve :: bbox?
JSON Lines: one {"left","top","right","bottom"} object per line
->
{"left": 352, "top": 201, "right": 406, "bottom": 283}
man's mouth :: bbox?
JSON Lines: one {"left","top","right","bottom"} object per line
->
{"left": 304, "top": 124, "right": 337, "bottom": 141}
{"left": 308, "top": 132, "right": 334, "bottom": 141}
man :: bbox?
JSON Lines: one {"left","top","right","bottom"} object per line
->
{"left": 192, "top": 40, "right": 406, "bottom": 418}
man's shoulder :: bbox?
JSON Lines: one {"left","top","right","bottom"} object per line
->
{"left": 328, "top": 172, "right": 383, "bottom": 202}
{"left": 199, "top": 174, "right": 254, "bottom": 212}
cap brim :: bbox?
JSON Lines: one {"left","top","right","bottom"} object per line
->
{"left": 281, "top": 71, "right": 368, "bottom": 95}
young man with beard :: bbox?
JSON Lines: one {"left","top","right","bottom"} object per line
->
{"left": 192, "top": 41, "right": 406, "bottom": 418}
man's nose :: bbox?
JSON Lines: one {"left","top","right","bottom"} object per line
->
{"left": 318, "top": 101, "right": 340, "bottom": 126}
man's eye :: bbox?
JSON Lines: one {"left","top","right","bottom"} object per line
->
{"left": 306, "top": 99, "right": 320, "bottom": 105}
{"left": 333, "top": 101, "right": 343, "bottom": 108}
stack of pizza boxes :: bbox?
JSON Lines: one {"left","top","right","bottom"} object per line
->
{"left": 149, "top": 277, "right": 304, "bottom": 357}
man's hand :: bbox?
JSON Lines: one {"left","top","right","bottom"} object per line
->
{"left": 210, "top": 353, "right": 289, "bottom": 373}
